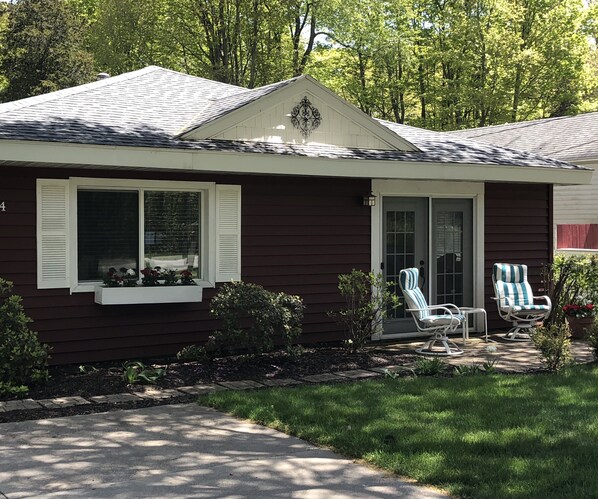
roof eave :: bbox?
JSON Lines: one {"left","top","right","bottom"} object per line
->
{"left": 0, "top": 140, "right": 592, "bottom": 185}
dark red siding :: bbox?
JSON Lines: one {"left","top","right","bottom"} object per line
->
{"left": 484, "top": 183, "right": 552, "bottom": 329}
{"left": 557, "top": 224, "right": 598, "bottom": 250}
{"left": 0, "top": 166, "right": 370, "bottom": 364}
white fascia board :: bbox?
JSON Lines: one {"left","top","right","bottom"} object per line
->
{"left": 0, "top": 140, "right": 593, "bottom": 185}
{"left": 181, "top": 76, "right": 418, "bottom": 152}
{"left": 563, "top": 158, "right": 597, "bottom": 168}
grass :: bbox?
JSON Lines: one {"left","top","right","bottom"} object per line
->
{"left": 201, "top": 364, "right": 598, "bottom": 499}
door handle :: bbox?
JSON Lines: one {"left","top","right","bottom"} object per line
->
{"left": 419, "top": 260, "right": 426, "bottom": 289}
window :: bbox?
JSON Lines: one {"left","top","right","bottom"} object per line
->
{"left": 76, "top": 188, "right": 202, "bottom": 283}
{"left": 144, "top": 191, "right": 201, "bottom": 278}
{"left": 78, "top": 190, "right": 140, "bottom": 282}
{"left": 36, "top": 178, "right": 241, "bottom": 292}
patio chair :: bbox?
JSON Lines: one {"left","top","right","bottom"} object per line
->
{"left": 492, "top": 263, "right": 552, "bottom": 341}
{"left": 398, "top": 267, "right": 465, "bottom": 356}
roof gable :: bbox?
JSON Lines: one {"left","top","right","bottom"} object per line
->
{"left": 180, "top": 75, "right": 418, "bottom": 152}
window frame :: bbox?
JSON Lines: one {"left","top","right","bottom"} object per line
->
{"left": 69, "top": 178, "right": 216, "bottom": 293}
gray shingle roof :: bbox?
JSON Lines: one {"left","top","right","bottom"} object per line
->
{"left": 0, "top": 65, "right": 587, "bottom": 171}
{"left": 448, "top": 112, "right": 598, "bottom": 162}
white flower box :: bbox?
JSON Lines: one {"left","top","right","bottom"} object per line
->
{"left": 95, "top": 284, "right": 203, "bottom": 305}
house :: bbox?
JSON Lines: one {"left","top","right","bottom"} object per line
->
{"left": 450, "top": 113, "right": 598, "bottom": 252}
{"left": 0, "top": 66, "right": 591, "bottom": 364}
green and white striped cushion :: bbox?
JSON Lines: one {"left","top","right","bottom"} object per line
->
{"left": 399, "top": 268, "right": 430, "bottom": 320}
{"left": 493, "top": 263, "right": 536, "bottom": 310}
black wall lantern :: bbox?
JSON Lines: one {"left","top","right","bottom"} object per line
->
{"left": 363, "top": 192, "right": 376, "bottom": 206}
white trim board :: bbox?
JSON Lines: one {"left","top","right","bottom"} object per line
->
{"left": 0, "top": 140, "right": 592, "bottom": 185}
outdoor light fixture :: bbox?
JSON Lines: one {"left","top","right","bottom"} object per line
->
{"left": 363, "top": 192, "right": 376, "bottom": 206}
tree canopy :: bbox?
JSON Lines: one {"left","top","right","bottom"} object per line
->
{"left": 0, "top": 0, "right": 93, "bottom": 102}
{"left": 0, "top": 0, "right": 596, "bottom": 130}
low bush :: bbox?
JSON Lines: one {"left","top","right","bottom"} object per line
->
{"left": 543, "top": 254, "right": 598, "bottom": 326}
{"left": 454, "top": 359, "right": 498, "bottom": 376}
{"left": 331, "top": 270, "right": 399, "bottom": 351}
{"left": 0, "top": 277, "right": 49, "bottom": 393}
{"left": 176, "top": 344, "right": 209, "bottom": 362}
{"left": 414, "top": 357, "right": 447, "bottom": 376}
{"left": 209, "top": 281, "right": 304, "bottom": 355}
{"left": 586, "top": 320, "right": 598, "bottom": 361}
{"left": 122, "top": 361, "right": 165, "bottom": 385}
{"left": 454, "top": 363, "right": 483, "bottom": 376}
{"left": 531, "top": 323, "right": 573, "bottom": 371}
{"left": 0, "top": 382, "right": 28, "bottom": 397}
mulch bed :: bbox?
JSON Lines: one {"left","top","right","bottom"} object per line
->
{"left": 0, "top": 344, "right": 417, "bottom": 424}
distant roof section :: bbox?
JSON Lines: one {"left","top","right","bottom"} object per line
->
{"left": 0, "top": 65, "right": 588, "bottom": 171}
{"left": 449, "top": 112, "right": 598, "bottom": 162}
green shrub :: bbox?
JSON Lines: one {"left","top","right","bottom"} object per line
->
{"left": 414, "top": 357, "right": 447, "bottom": 376}
{"left": 209, "top": 281, "right": 304, "bottom": 355}
{"left": 176, "top": 344, "right": 209, "bottom": 362}
{"left": 331, "top": 270, "right": 399, "bottom": 351}
{"left": 454, "top": 363, "right": 483, "bottom": 376}
{"left": 453, "top": 360, "right": 497, "bottom": 376}
{"left": 543, "top": 254, "right": 598, "bottom": 326}
{"left": 0, "top": 277, "right": 49, "bottom": 391}
{"left": 0, "top": 382, "right": 29, "bottom": 398}
{"left": 531, "top": 323, "right": 573, "bottom": 371}
{"left": 122, "top": 361, "right": 165, "bottom": 385}
{"left": 586, "top": 320, "right": 598, "bottom": 361}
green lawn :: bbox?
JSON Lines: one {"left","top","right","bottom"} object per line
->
{"left": 201, "top": 365, "right": 598, "bottom": 499}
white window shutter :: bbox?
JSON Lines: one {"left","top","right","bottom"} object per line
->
{"left": 216, "top": 184, "right": 241, "bottom": 282}
{"left": 36, "top": 179, "right": 70, "bottom": 289}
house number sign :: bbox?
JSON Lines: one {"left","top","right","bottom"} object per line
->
{"left": 0, "top": 201, "right": 5, "bottom": 212}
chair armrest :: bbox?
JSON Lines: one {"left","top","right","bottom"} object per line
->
{"left": 533, "top": 295, "right": 552, "bottom": 308}
{"left": 410, "top": 305, "right": 463, "bottom": 325}
{"left": 433, "top": 303, "right": 461, "bottom": 312}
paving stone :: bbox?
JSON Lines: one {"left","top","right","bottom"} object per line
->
{"left": 37, "top": 396, "right": 90, "bottom": 409}
{"left": 176, "top": 384, "right": 226, "bottom": 395}
{"left": 0, "top": 399, "right": 42, "bottom": 412}
{"left": 217, "top": 380, "right": 265, "bottom": 390}
{"left": 300, "top": 373, "right": 343, "bottom": 383}
{"left": 334, "top": 369, "right": 382, "bottom": 379}
{"left": 368, "top": 365, "right": 408, "bottom": 374}
{"left": 134, "top": 388, "right": 181, "bottom": 400}
{"left": 88, "top": 393, "right": 141, "bottom": 404}
{"left": 259, "top": 378, "right": 302, "bottom": 387}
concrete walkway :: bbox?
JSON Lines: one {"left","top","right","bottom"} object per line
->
{"left": 0, "top": 404, "right": 448, "bottom": 499}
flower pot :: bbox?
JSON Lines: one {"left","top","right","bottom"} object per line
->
{"left": 95, "top": 284, "right": 203, "bottom": 305}
{"left": 566, "top": 316, "right": 594, "bottom": 339}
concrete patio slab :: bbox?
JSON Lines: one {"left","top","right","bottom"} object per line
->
{"left": 379, "top": 334, "right": 593, "bottom": 372}
{"left": 0, "top": 404, "right": 447, "bottom": 498}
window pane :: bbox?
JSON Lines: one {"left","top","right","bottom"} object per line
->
{"left": 144, "top": 191, "right": 201, "bottom": 278}
{"left": 78, "top": 190, "right": 139, "bottom": 281}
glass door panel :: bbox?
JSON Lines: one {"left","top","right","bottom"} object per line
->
{"left": 383, "top": 197, "right": 428, "bottom": 334}
{"left": 432, "top": 199, "right": 473, "bottom": 307}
